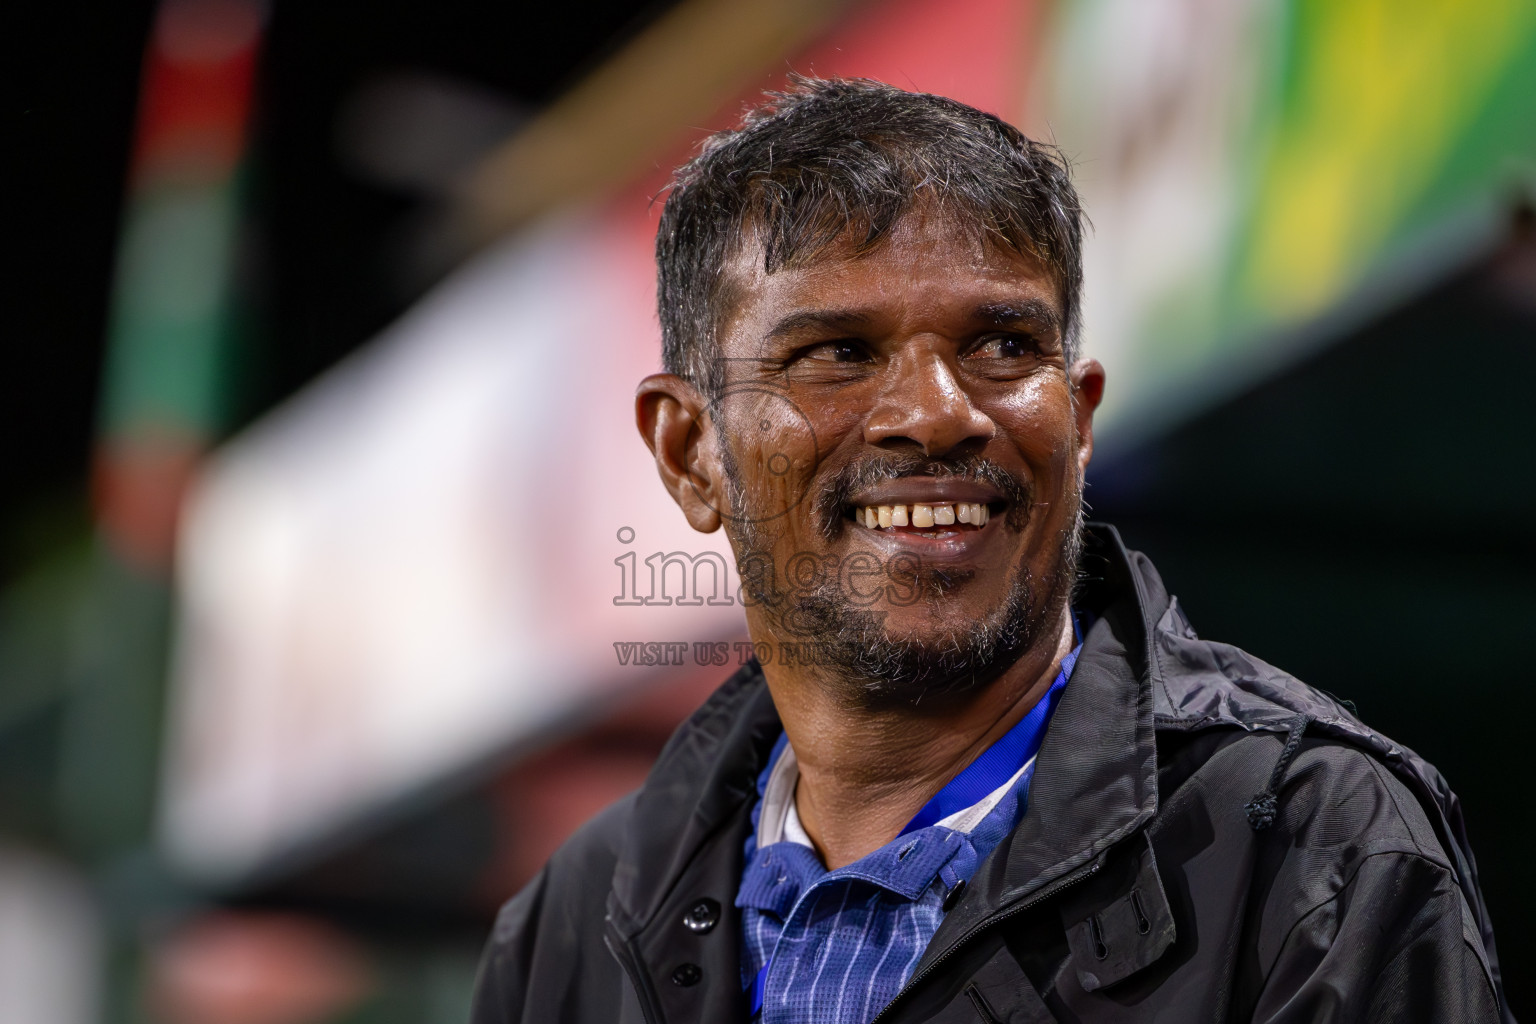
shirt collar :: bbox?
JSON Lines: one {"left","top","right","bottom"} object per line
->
{"left": 754, "top": 732, "right": 799, "bottom": 848}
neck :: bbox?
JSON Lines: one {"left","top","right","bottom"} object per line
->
{"left": 758, "top": 606, "right": 1076, "bottom": 870}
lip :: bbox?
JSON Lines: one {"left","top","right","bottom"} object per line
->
{"left": 847, "top": 517, "right": 1000, "bottom": 561}
{"left": 846, "top": 480, "right": 1006, "bottom": 509}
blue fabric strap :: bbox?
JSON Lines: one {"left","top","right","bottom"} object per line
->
{"left": 749, "top": 963, "right": 768, "bottom": 1017}
{"left": 897, "top": 646, "right": 1077, "bottom": 836}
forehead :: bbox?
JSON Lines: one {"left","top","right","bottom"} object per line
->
{"left": 717, "top": 211, "right": 1060, "bottom": 340}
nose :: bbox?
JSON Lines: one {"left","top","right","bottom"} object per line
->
{"left": 863, "top": 340, "right": 994, "bottom": 457}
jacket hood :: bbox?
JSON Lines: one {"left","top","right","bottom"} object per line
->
{"left": 1088, "top": 526, "right": 1504, "bottom": 1004}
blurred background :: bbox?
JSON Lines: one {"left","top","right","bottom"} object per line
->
{"left": 4, "top": 0, "right": 1534, "bottom": 1020}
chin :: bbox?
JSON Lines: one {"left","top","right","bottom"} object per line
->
{"left": 877, "top": 596, "right": 1001, "bottom": 635}
{"left": 770, "top": 575, "right": 1045, "bottom": 711}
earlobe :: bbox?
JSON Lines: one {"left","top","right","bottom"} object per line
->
{"left": 636, "top": 374, "right": 725, "bottom": 534}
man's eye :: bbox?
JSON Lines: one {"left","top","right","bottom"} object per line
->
{"left": 966, "top": 334, "right": 1036, "bottom": 359}
{"left": 801, "top": 341, "right": 869, "bottom": 363}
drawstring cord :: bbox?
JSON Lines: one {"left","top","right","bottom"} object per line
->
{"left": 1244, "top": 714, "right": 1310, "bottom": 831}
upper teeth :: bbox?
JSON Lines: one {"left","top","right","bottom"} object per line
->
{"left": 859, "top": 503, "right": 988, "bottom": 529}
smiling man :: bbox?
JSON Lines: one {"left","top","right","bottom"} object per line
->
{"left": 471, "top": 80, "right": 1509, "bottom": 1024}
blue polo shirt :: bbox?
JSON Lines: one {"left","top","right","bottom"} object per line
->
{"left": 737, "top": 641, "right": 1079, "bottom": 1023}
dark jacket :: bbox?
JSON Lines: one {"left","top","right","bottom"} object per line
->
{"left": 472, "top": 525, "right": 1511, "bottom": 1023}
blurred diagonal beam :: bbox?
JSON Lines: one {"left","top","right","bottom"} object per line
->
{"left": 451, "top": 0, "right": 854, "bottom": 247}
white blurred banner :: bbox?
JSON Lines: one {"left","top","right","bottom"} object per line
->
{"left": 162, "top": 213, "right": 744, "bottom": 881}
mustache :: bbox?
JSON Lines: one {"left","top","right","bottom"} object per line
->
{"left": 812, "top": 452, "right": 1034, "bottom": 541}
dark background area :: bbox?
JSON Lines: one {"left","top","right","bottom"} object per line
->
{"left": 6, "top": 2, "right": 157, "bottom": 581}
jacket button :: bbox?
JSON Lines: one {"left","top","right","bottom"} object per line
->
{"left": 942, "top": 879, "right": 967, "bottom": 912}
{"left": 683, "top": 898, "right": 721, "bottom": 934}
{"left": 671, "top": 963, "right": 703, "bottom": 987}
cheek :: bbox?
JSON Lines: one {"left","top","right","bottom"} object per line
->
{"left": 985, "top": 377, "right": 1079, "bottom": 477}
{"left": 724, "top": 389, "right": 866, "bottom": 482}
{"left": 718, "top": 393, "right": 823, "bottom": 509}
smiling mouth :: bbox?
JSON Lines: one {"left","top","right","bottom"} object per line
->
{"left": 848, "top": 501, "right": 998, "bottom": 533}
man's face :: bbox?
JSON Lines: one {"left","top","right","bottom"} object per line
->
{"left": 652, "top": 211, "right": 1102, "bottom": 706}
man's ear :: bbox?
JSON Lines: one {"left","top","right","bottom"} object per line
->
{"left": 1069, "top": 358, "right": 1106, "bottom": 479}
{"left": 636, "top": 374, "right": 726, "bottom": 533}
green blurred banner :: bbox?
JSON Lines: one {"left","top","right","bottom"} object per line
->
{"left": 1041, "top": 0, "right": 1536, "bottom": 424}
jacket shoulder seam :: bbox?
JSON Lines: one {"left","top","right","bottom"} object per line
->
{"left": 1356, "top": 746, "right": 1443, "bottom": 860}
{"left": 1263, "top": 845, "right": 1461, "bottom": 978}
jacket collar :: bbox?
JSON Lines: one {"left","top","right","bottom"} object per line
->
{"left": 607, "top": 661, "right": 780, "bottom": 933}
{"left": 917, "top": 524, "right": 1164, "bottom": 959}
{"left": 1004, "top": 525, "right": 1163, "bottom": 899}
{"left": 606, "top": 522, "right": 1165, "bottom": 938}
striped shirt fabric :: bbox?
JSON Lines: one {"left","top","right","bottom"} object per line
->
{"left": 737, "top": 642, "right": 1079, "bottom": 1024}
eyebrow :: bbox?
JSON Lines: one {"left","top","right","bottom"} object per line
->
{"left": 761, "top": 298, "right": 1061, "bottom": 343}
{"left": 763, "top": 308, "right": 874, "bottom": 340}
{"left": 971, "top": 300, "right": 1061, "bottom": 334}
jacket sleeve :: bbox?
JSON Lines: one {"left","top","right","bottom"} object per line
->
{"left": 469, "top": 795, "right": 635, "bottom": 1024}
{"left": 1251, "top": 848, "right": 1500, "bottom": 1023}
{"left": 471, "top": 865, "right": 550, "bottom": 1024}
